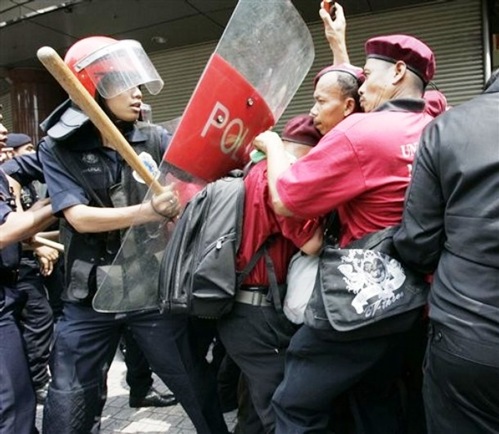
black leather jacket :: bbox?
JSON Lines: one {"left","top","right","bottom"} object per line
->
{"left": 394, "top": 77, "right": 499, "bottom": 357}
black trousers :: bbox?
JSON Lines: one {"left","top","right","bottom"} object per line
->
{"left": 272, "top": 325, "right": 406, "bottom": 434}
{"left": 122, "top": 316, "right": 223, "bottom": 400}
{"left": 43, "top": 303, "right": 228, "bottom": 434}
{"left": 0, "top": 285, "right": 37, "bottom": 434}
{"left": 122, "top": 327, "right": 153, "bottom": 397}
{"left": 218, "top": 303, "right": 297, "bottom": 433}
{"left": 42, "top": 257, "right": 65, "bottom": 322}
{"left": 18, "top": 256, "right": 54, "bottom": 389}
{"left": 423, "top": 322, "right": 499, "bottom": 434}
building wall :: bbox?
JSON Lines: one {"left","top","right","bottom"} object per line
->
{"left": 0, "top": 0, "right": 486, "bottom": 135}
{"left": 144, "top": 0, "right": 484, "bottom": 130}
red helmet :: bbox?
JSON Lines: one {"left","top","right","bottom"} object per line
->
{"left": 64, "top": 36, "right": 118, "bottom": 97}
{"left": 64, "top": 36, "right": 163, "bottom": 99}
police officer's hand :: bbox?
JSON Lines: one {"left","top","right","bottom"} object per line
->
{"left": 253, "top": 130, "right": 283, "bottom": 154}
{"left": 149, "top": 184, "right": 181, "bottom": 220}
{"left": 34, "top": 245, "right": 59, "bottom": 276}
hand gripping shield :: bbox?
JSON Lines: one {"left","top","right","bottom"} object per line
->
{"left": 92, "top": 0, "right": 315, "bottom": 313}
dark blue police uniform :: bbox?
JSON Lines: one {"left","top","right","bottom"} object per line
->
{"left": 38, "top": 118, "right": 227, "bottom": 434}
{"left": 5, "top": 148, "right": 175, "bottom": 406}
{"left": 0, "top": 169, "right": 37, "bottom": 434}
{"left": 17, "top": 183, "right": 54, "bottom": 395}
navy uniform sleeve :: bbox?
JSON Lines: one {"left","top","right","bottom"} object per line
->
{"left": 2, "top": 153, "right": 44, "bottom": 185}
{"left": 0, "top": 170, "right": 13, "bottom": 224}
{"left": 37, "top": 139, "right": 90, "bottom": 216}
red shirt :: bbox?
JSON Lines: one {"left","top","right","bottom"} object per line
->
{"left": 237, "top": 161, "right": 320, "bottom": 286}
{"left": 276, "top": 100, "right": 433, "bottom": 247}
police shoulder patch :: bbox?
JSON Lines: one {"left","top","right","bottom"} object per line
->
{"left": 132, "top": 152, "right": 159, "bottom": 184}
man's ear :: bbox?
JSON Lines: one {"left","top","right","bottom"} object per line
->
{"left": 344, "top": 98, "right": 357, "bottom": 117}
{"left": 393, "top": 61, "right": 407, "bottom": 84}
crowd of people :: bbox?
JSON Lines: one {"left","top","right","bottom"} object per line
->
{"left": 1, "top": 1, "right": 498, "bottom": 434}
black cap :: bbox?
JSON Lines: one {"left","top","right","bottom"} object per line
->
{"left": 6, "top": 133, "right": 32, "bottom": 149}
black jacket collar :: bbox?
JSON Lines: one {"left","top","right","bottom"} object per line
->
{"left": 374, "top": 98, "right": 426, "bottom": 113}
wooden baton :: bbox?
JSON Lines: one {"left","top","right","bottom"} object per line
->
{"left": 32, "top": 235, "right": 65, "bottom": 253}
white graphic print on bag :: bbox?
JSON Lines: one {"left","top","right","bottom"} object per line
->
{"left": 338, "top": 250, "right": 406, "bottom": 318}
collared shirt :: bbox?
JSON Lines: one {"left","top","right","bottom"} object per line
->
{"left": 237, "top": 161, "right": 320, "bottom": 285}
{"left": 38, "top": 123, "right": 170, "bottom": 215}
{"left": 276, "top": 98, "right": 432, "bottom": 247}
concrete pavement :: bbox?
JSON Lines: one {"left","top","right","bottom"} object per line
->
{"left": 36, "top": 351, "right": 237, "bottom": 433}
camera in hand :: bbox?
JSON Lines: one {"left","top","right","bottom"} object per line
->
{"left": 324, "top": 0, "right": 336, "bottom": 20}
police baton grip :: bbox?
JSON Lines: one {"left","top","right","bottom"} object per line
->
{"left": 32, "top": 235, "right": 65, "bottom": 253}
{"left": 36, "top": 46, "right": 164, "bottom": 195}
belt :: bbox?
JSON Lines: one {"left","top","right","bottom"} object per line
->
{"left": 235, "top": 288, "right": 271, "bottom": 307}
{"left": 240, "top": 285, "right": 269, "bottom": 292}
{"left": 0, "top": 268, "right": 19, "bottom": 286}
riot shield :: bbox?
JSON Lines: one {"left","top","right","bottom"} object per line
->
{"left": 164, "top": 0, "right": 315, "bottom": 181}
{"left": 92, "top": 0, "right": 314, "bottom": 312}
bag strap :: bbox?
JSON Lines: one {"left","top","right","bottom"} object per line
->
{"left": 264, "top": 246, "right": 283, "bottom": 313}
{"left": 234, "top": 161, "right": 265, "bottom": 285}
{"left": 346, "top": 226, "right": 398, "bottom": 250}
{"left": 237, "top": 237, "right": 272, "bottom": 285}
{"left": 236, "top": 163, "right": 282, "bottom": 311}
{"left": 323, "top": 211, "right": 341, "bottom": 247}
{"left": 236, "top": 236, "right": 281, "bottom": 312}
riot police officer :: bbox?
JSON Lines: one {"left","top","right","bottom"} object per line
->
{"left": 4, "top": 132, "right": 57, "bottom": 404}
{"left": 37, "top": 36, "right": 228, "bottom": 433}
{"left": 0, "top": 113, "right": 56, "bottom": 434}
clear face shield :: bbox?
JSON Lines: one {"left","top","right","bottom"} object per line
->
{"left": 74, "top": 39, "right": 163, "bottom": 99}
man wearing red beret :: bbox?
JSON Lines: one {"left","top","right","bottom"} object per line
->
{"left": 321, "top": 1, "right": 447, "bottom": 119}
{"left": 217, "top": 115, "right": 324, "bottom": 434}
{"left": 254, "top": 23, "right": 436, "bottom": 434}
{"left": 219, "top": 48, "right": 366, "bottom": 430}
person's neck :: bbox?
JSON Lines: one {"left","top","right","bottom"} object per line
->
{"left": 390, "top": 86, "right": 423, "bottom": 101}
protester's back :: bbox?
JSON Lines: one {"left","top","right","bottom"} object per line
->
{"left": 395, "top": 71, "right": 499, "bottom": 343}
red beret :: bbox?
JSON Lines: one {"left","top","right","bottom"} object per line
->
{"left": 314, "top": 63, "right": 365, "bottom": 88}
{"left": 365, "top": 34, "right": 435, "bottom": 84}
{"left": 423, "top": 90, "right": 449, "bottom": 117}
{"left": 281, "top": 115, "right": 322, "bottom": 147}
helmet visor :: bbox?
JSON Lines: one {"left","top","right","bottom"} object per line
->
{"left": 74, "top": 40, "right": 164, "bottom": 99}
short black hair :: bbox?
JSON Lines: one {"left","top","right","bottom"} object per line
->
{"left": 336, "top": 73, "right": 361, "bottom": 110}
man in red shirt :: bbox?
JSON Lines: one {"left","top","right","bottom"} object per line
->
{"left": 254, "top": 34, "right": 436, "bottom": 433}
{"left": 214, "top": 114, "right": 330, "bottom": 433}
{"left": 217, "top": 59, "right": 364, "bottom": 433}
{"left": 217, "top": 115, "right": 323, "bottom": 434}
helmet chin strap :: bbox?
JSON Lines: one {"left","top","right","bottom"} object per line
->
{"left": 94, "top": 94, "right": 134, "bottom": 148}
{"left": 96, "top": 93, "right": 120, "bottom": 124}
{"left": 114, "top": 120, "right": 135, "bottom": 134}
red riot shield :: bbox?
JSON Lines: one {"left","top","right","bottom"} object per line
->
{"left": 92, "top": 0, "right": 315, "bottom": 313}
{"left": 163, "top": 0, "right": 315, "bottom": 182}
{"left": 165, "top": 53, "right": 274, "bottom": 181}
